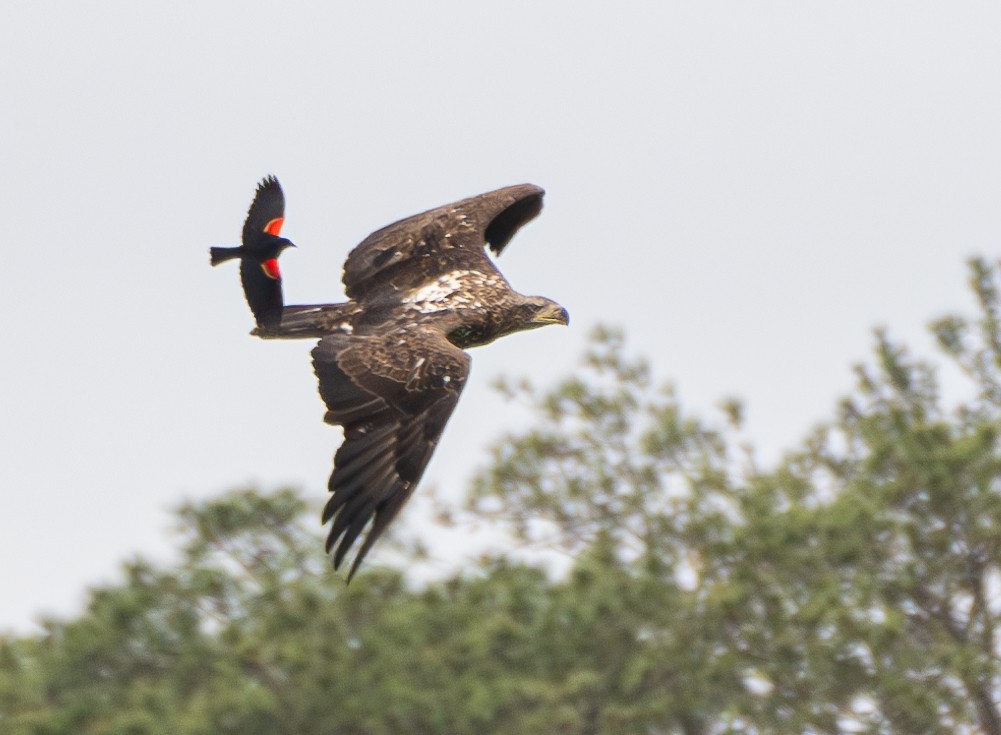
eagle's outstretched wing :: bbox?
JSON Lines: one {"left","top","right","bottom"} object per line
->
{"left": 342, "top": 184, "right": 544, "bottom": 301}
{"left": 312, "top": 328, "right": 470, "bottom": 579}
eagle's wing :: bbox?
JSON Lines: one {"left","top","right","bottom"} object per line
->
{"left": 342, "top": 184, "right": 544, "bottom": 301}
{"left": 239, "top": 176, "right": 287, "bottom": 330}
{"left": 312, "top": 328, "right": 470, "bottom": 579}
{"left": 242, "top": 175, "right": 286, "bottom": 242}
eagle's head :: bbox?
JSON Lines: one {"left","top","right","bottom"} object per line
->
{"left": 446, "top": 295, "right": 568, "bottom": 349}
{"left": 515, "top": 296, "right": 570, "bottom": 331}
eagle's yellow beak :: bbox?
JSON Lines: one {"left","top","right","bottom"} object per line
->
{"left": 533, "top": 303, "right": 570, "bottom": 326}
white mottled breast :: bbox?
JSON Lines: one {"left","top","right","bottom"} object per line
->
{"left": 401, "top": 269, "right": 504, "bottom": 313}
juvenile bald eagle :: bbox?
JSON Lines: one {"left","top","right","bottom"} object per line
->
{"left": 227, "top": 183, "right": 568, "bottom": 579}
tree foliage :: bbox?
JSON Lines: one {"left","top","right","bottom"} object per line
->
{"left": 5, "top": 259, "right": 1001, "bottom": 734}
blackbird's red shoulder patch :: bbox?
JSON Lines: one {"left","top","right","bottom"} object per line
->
{"left": 264, "top": 217, "right": 284, "bottom": 236}
{"left": 261, "top": 258, "right": 281, "bottom": 280}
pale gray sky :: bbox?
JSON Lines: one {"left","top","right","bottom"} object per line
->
{"left": 2, "top": 2, "right": 999, "bottom": 631}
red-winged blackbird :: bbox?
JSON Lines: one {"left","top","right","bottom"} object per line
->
{"left": 210, "top": 175, "right": 295, "bottom": 330}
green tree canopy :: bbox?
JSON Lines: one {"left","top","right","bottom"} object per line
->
{"left": 4, "top": 258, "right": 1001, "bottom": 734}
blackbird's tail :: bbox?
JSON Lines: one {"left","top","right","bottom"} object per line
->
{"left": 210, "top": 246, "right": 242, "bottom": 266}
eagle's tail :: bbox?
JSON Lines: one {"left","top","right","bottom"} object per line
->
{"left": 252, "top": 303, "right": 362, "bottom": 340}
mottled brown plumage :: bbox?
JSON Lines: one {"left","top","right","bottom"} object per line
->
{"left": 246, "top": 184, "right": 568, "bottom": 579}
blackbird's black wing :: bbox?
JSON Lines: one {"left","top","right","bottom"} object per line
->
{"left": 242, "top": 175, "right": 286, "bottom": 242}
{"left": 240, "top": 257, "right": 285, "bottom": 330}
{"left": 311, "top": 328, "right": 470, "bottom": 579}
{"left": 341, "top": 184, "right": 544, "bottom": 302}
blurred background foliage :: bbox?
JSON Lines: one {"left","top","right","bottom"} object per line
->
{"left": 5, "top": 259, "right": 1001, "bottom": 734}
